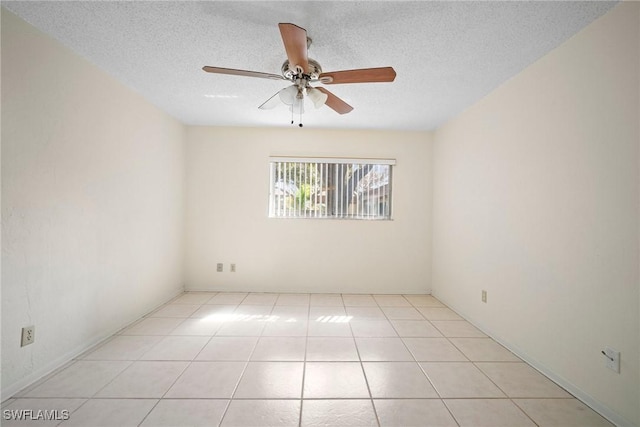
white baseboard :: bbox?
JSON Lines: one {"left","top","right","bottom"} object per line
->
{"left": 185, "top": 286, "right": 433, "bottom": 295}
{"left": 1, "top": 287, "right": 185, "bottom": 402}
{"left": 433, "top": 293, "right": 636, "bottom": 427}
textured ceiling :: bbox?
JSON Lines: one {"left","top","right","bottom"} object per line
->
{"left": 3, "top": 1, "right": 617, "bottom": 130}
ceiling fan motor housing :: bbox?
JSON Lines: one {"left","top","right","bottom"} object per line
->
{"left": 282, "top": 58, "right": 322, "bottom": 81}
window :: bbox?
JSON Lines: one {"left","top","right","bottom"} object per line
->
{"left": 269, "top": 157, "right": 394, "bottom": 220}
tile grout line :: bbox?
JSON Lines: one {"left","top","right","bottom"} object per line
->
{"left": 360, "top": 294, "right": 385, "bottom": 427}
{"left": 298, "top": 295, "right": 312, "bottom": 427}
{"left": 411, "top": 295, "right": 549, "bottom": 427}
{"left": 218, "top": 292, "right": 272, "bottom": 426}
{"left": 145, "top": 292, "right": 243, "bottom": 426}
{"left": 390, "top": 295, "right": 463, "bottom": 427}
{"left": 137, "top": 293, "right": 220, "bottom": 427}
{"left": 509, "top": 398, "right": 542, "bottom": 427}
{"left": 439, "top": 324, "right": 525, "bottom": 427}
{"left": 421, "top": 306, "right": 467, "bottom": 427}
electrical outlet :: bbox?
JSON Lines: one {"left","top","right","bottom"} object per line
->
{"left": 481, "top": 290, "right": 487, "bottom": 303}
{"left": 216, "top": 263, "right": 223, "bottom": 272}
{"left": 230, "top": 263, "right": 236, "bottom": 273}
{"left": 21, "top": 326, "right": 35, "bottom": 347}
{"left": 603, "top": 347, "right": 620, "bottom": 373}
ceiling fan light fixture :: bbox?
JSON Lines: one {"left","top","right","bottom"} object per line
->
{"left": 278, "top": 85, "right": 298, "bottom": 105}
{"left": 307, "top": 87, "right": 328, "bottom": 109}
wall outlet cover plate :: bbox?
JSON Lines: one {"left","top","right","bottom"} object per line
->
{"left": 21, "top": 326, "right": 35, "bottom": 347}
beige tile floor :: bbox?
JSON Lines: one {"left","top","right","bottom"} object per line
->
{"left": 3, "top": 292, "right": 614, "bottom": 426}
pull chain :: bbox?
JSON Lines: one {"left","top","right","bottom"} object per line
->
{"left": 299, "top": 99, "right": 303, "bottom": 127}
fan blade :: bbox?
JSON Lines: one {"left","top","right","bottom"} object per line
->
{"left": 319, "top": 67, "right": 396, "bottom": 84}
{"left": 316, "top": 87, "right": 353, "bottom": 114}
{"left": 278, "top": 23, "right": 309, "bottom": 73}
{"left": 258, "top": 91, "right": 281, "bottom": 110}
{"left": 202, "top": 66, "right": 284, "bottom": 81}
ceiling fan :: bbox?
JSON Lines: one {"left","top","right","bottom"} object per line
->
{"left": 202, "top": 23, "right": 396, "bottom": 126}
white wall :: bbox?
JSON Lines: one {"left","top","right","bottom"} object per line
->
{"left": 185, "top": 127, "right": 432, "bottom": 294}
{"left": 1, "top": 9, "right": 185, "bottom": 397}
{"left": 432, "top": 3, "right": 639, "bottom": 426}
